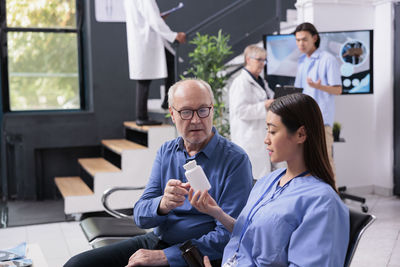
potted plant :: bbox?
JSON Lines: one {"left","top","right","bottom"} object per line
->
{"left": 184, "top": 30, "right": 233, "bottom": 138}
{"left": 333, "top": 122, "right": 341, "bottom": 142}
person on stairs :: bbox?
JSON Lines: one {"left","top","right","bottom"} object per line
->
{"left": 124, "top": 0, "right": 186, "bottom": 126}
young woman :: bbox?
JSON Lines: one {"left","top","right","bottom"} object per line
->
{"left": 189, "top": 93, "right": 349, "bottom": 266}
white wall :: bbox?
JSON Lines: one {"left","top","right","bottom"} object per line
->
{"left": 295, "top": 0, "right": 395, "bottom": 195}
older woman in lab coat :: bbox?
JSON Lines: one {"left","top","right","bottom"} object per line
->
{"left": 124, "top": 0, "right": 185, "bottom": 125}
{"left": 229, "top": 45, "right": 274, "bottom": 179}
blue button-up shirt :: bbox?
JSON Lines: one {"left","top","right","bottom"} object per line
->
{"left": 134, "top": 127, "right": 253, "bottom": 266}
{"left": 222, "top": 168, "right": 349, "bottom": 266}
{"left": 295, "top": 49, "right": 342, "bottom": 127}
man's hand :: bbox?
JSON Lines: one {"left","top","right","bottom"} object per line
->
{"left": 158, "top": 179, "right": 190, "bottom": 215}
{"left": 176, "top": 32, "right": 186, "bottom": 44}
{"left": 307, "top": 77, "right": 322, "bottom": 89}
{"left": 126, "top": 249, "right": 168, "bottom": 267}
{"left": 307, "top": 77, "right": 342, "bottom": 95}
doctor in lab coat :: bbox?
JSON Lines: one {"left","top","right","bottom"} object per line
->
{"left": 124, "top": 0, "right": 185, "bottom": 125}
{"left": 229, "top": 44, "right": 274, "bottom": 179}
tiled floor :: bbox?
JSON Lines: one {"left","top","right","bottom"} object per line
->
{"left": 347, "top": 194, "right": 400, "bottom": 267}
{"left": 0, "top": 194, "right": 399, "bottom": 267}
{"left": 0, "top": 221, "right": 91, "bottom": 266}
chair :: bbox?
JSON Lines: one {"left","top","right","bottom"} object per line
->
{"left": 339, "top": 186, "right": 369, "bottom": 212}
{"left": 344, "top": 208, "right": 375, "bottom": 267}
{"left": 79, "top": 186, "right": 147, "bottom": 248}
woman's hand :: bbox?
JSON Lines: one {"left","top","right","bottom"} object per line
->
{"left": 188, "top": 188, "right": 221, "bottom": 218}
{"left": 189, "top": 188, "right": 237, "bottom": 233}
{"left": 203, "top": 256, "right": 212, "bottom": 267}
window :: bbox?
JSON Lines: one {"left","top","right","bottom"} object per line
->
{"left": 0, "top": 0, "right": 83, "bottom": 111}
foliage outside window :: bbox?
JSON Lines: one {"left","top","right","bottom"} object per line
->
{"left": 2, "top": 0, "right": 81, "bottom": 111}
{"left": 185, "top": 30, "right": 233, "bottom": 138}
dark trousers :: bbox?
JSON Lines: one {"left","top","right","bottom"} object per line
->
{"left": 165, "top": 49, "right": 175, "bottom": 97}
{"left": 136, "top": 79, "right": 151, "bottom": 120}
{"left": 64, "top": 232, "right": 169, "bottom": 267}
{"left": 136, "top": 50, "right": 175, "bottom": 120}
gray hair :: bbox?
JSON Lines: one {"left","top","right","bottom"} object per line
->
{"left": 244, "top": 44, "right": 266, "bottom": 65}
{"left": 168, "top": 78, "right": 215, "bottom": 107}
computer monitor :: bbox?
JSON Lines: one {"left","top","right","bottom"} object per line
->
{"left": 264, "top": 30, "right": 373, "bottom": 95}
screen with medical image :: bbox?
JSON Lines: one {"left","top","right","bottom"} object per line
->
{"left": 264, "top": 30, "right": 373, "bottom": 94}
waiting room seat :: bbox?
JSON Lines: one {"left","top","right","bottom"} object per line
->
{"left": 339, "top": 186, "right": 369, "bottom": 213}
{"left": 81, "top": 186, "right": 376, "bottom": 267}
{"left": 79, "top": 186, "right": 147, "bottom": 247}
{"left": 344, "top": 208, "right": 375, "bottom": 267}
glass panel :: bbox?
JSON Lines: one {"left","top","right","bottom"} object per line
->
{"left": 7, "top": 0, "right": 76, "bottom": 28}
{"left": 8, "top": 32, "right": 80, "bottom": 111}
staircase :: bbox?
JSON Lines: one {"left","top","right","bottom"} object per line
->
{"left": 55, "top": 122, "right": 176, "bottom": 215}
{"left": 279, "top": 9, "right": 298, "bottom": 34}
{"left": 53, "top": 1, "right": 298, "bottom": 216}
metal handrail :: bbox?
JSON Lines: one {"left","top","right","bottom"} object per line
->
{"left": 185, "top": 0, "right": 254, "bottom": 38}
{"left": 173, "top": 0, "right": 282, "bottom": 80}
{"left": 101, "top": 186, "right": 145, "bottom": 219}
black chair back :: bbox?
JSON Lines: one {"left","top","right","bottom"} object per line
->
{"left": 344, "top": 208, "right": 375, "bottom": 267}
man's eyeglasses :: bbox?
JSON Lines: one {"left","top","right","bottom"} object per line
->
{"left": 172, "top": 106, "right": 213, "bottom": 120}
{"left": 250, "top": 56, "right": 267, "bottom": 64}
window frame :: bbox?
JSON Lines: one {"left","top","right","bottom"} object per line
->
{"left": 0, "top": 0, "right": 85, "bottom": 112}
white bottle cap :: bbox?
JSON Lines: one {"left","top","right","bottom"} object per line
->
{"left": 183, "top": 160, "right": 197, "bottom": 171}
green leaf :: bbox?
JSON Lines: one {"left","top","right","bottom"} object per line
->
{"left": 185, "top": 30, "right": 232, "bottom": 138}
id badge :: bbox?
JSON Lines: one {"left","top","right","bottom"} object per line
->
{"left": 222, "top": 254, "right": 238, "bottom": 267}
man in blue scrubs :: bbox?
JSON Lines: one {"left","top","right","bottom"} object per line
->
{"left": 294, "top": 22, "right": 342, "bottom": 176}
{"left": 65, "top": 79, "right": 253, "bottom": 267}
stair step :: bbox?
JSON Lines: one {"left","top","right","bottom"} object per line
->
{"left": 123, "top": 121, "right": 171, "bottom": 133}
{"left": 78, "top": 158, "right": 120, "bottom": 177}
{"left": 102, "top": 139, "right": 146, "bottom": 154}
{"left": 55, "top": 177, "right": 93, "bottom": 197}
{"left": 123, "top": 121, "right": 152, "bottom": 132}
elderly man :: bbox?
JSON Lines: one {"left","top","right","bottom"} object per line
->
{"left": 64, "top": 79, "right": 253, "bottom": 267}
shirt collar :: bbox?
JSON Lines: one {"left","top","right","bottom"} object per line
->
{"left": 243, "top": 68, "right": 265, "bottom": 90}
{"left": 299, "top": 48, "right": 321, "bottom": 62}
{"left": 174, "top": 127, "right": 219, "bottom": 159}
{"left": 244, "top": 68, "right": 258, "bottom": 81}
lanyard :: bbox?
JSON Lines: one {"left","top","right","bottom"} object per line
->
{"left": 235, "top": 169, "right": 309, "bottom": 254}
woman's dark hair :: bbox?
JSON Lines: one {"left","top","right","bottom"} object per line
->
{"left": 269, "top": 93, "right": 337, "bottom": 192}
{"left": 294, "top": 22, "right": 320, "bottom": 49}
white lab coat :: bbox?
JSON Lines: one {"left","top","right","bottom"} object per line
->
{"left": 124, "top": 0, "right": 177, "bottom": 80}
{"left": 229, "top": 69, "right": 274, "bottom": 179}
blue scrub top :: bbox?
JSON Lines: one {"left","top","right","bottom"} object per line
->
{"left": 222, "top": 168, "right": 349, "bottom": 267}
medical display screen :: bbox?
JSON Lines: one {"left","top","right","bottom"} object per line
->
{"left": 264, "top": 30, "right": 373, "bottom": 94}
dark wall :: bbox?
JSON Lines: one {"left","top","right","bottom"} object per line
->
{"left": 1, "top": 0, "right": 295, "bottom": 200}
{"left": 2, "top": 0, "right": 135, "bottom": 199}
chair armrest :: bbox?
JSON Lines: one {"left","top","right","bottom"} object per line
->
{"left": 101, "top": 186, "right": 145, "bottom": 219}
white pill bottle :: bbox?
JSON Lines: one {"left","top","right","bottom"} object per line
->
{"left": 183, "top": 160, "right": 211, "bottom": 191}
